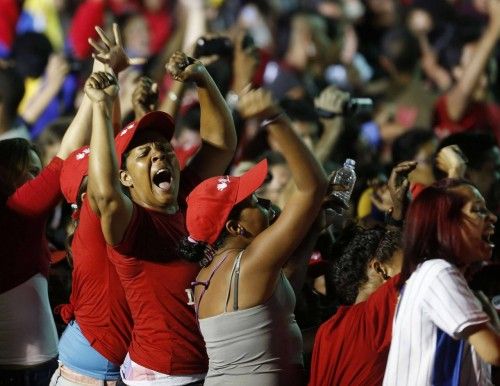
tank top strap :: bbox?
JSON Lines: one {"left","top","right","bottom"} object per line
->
{"left": 191, "top": 252, "right": 230, "bottom": 317}
{"left": 224, "top": 250, "right": 244, "bottom": 312}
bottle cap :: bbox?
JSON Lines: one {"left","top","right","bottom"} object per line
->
{"left": 345, "top": 158, "right": 356, "bottom": 167}
{"left": 492, "top": 295, "right": 500, "bottom": 311}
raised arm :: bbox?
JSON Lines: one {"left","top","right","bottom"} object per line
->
{"left": 166, "top": 51, "right": 237, "bottom": 178}
{"left": 445, "top": 0, "right": 500, "bottom": 121}
{"left": 86, "top": 72, "right": 133, "bottom": 245}
{"left": 239, "top": 89, "right": 328, "bottom": 273}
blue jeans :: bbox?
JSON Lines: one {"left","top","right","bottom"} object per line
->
{"left": 58, "top": 321, "right": 120, "bottom": 380}
{"left": 0, "top": 358, "right": 58, "bottom": 385}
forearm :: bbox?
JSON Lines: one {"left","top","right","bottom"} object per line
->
{"left": 21, "top": 80, "right": 65, "bottom": 124}
{"left": 56, "top": 96, "right": 93, "bottom": 159}
{"left": 88, "top": 102, "right": 121, "bottom": 203}
{"left": 267, "top": 118, "right": 327, "bottom": 192}
{"left": 315, "top": 117, "right": 343, "bottom": 164}
{"left": 197, "top": 75, "right": 236, "bottom": 152}
{"left": 447, "top": 26, "right": 498, "bottom": 121}
{"left": 159, "top": 80, "right": 186, "bottom": 120}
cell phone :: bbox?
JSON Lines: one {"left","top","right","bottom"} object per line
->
{"left": 194, "top": 37, "right": 233, "bottom": 58}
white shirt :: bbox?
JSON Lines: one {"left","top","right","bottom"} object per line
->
{"left": 0, "top": 273, "right": 58, "bottom": 365}
{"left": 383, "top": 259, "right": 492, "bottom": 386}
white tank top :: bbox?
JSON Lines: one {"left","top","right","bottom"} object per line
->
{"left": 0, "top": 273, "right": 58, "bottom": 365}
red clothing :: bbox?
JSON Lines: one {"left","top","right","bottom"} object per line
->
{"left": 433, "top": 94, "right": 500, "bottom": 144}
{"left": 0, "top": 157, "right": 63, "bottom": 294}
{"left": 309, "top": 275, "right": 400, "bottom": 386}
{"left": 61, "top": 197, "right": 133, "bottom": 365}
{"left": 107, "top": 168, "right": 208, "bottom": 375}
{"left": 0, "top": 0, "right": 21, "bottom": 55}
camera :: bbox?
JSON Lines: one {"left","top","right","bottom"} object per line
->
{"left": 343, "top": 98, "right": 373, "bottom": 116}
{"left": 194, "top": 37, "right": 233, "bottom": 58}
{"left": 316, "top": 97, "right": 373, "bottom": 118}
{"left": 193, "top": 34, "right": 255, "bottom": 58}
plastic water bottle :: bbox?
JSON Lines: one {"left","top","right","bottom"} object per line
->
{"left": 331, "top": 159, "right": 356, "bottom": 207}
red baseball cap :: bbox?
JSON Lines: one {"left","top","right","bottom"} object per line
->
{"left": 60, "top": 146, "right": 90, "bottom": 204}
{"left": 115, "top": 111, "right": 175, "bottom": 166}
{"left": 186, "top": 159, "right": 268, "bottom": 245}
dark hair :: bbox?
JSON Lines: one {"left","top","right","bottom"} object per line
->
{"left": 65, "top": 176, "right": 88, "bottom": 268}
{"left": 12, "top": 32, "right": 53, "bottom": 79}
{"left": 434, "top": 132, "right": 498, "bottom": 179}
{"left": 0, "top": 67, "right": 25, "bottom": 121}
{"left": 178, "top": 200, "right": 248, "bottom": 264}
{"left": 400, "top": 178, "right": 476, "bottom": 288}
{"left": 381, "top": 27, "right": 421, "bottom": 73}
{"left": 0, "top": 138, "right": 40, "bottom": 198}
{"left": 391, "top": 128, "right": 435, "bottom": 165}
{"left": 331, "top": 224, "right": 402, "bottom": 305}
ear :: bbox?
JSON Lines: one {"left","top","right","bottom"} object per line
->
{"left": 120, "top": 169, "right": 133, "bottom": 188}
{"left": 372, "top": 260, "right": 390, "bottom": 281}
{"left": 225, "top": 219, "right": 241, "bottom": 237}
{"left": 80, "top": 191, "right": 87, "bottom": 202}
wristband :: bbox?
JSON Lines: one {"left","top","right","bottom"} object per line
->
{"left": 316, "top": 107, "right": 344, "bottom": 119}
{"left": 260, "top": 112, "right": 286, "bottom": 129}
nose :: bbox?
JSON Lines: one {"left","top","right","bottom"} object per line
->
{"left": 489, "top": 211, "right": 498, "bottom": 224}
{"left": 151, "top": 147, "right": 166, "bottom": 163}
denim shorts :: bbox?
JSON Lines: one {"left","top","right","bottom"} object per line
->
{"left": 58, "top": 320, "right": 120, "bottom": 380}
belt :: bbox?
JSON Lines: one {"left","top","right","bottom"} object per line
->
{"left": 59, "top": 365, "right": 118, "bottom": 385}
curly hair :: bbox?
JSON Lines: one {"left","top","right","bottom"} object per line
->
{"left": 331, "top": 224, "right": 402, "bottom": 305}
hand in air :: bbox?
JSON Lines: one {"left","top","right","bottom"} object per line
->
{"left": 84, "top": 72, "right": 119, "bottom": 104}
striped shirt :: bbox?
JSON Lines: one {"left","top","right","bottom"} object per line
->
{"left": 383, "top": 259, "right": 492, "bottom": 386}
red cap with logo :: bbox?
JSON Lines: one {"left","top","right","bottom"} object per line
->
{"left": 60, "top": 146, "right": 90, "bottom": 204}
{"left": 186, "top": 159, "right": 268, "bottom": 245}
{"left": 114, "top": 111, "right": 175, "bottom": 166}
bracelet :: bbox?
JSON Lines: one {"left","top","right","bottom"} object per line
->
{"left": 168, "top": 91, "right": 179, "bottom": 103}
{"left": 260, "top": 112, "right": 286, "bottom": 129}
{"left": 316, "top": 107, "right": 343, "bottom": 119}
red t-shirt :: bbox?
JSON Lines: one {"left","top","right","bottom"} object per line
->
{"left": 0, "top": 157, "right": 63, "bottom": 294}
{"left": 433, "top": 94, "right": 500, "bottom": 143}
{"left": 61, "top": 197, "right": 133, "bottom": 365}
{"left": 107, "top": 168, "right": 208, "bottom": 375}
{"left": 309, "top": 275, "right": 400, "bottom": 386}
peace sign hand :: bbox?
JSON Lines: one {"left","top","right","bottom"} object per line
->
{"left": 89, "top": 23, "right": 146, "bottom": 74}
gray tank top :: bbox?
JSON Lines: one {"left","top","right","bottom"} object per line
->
{"left": 197, "top": 251, "right": 304, "bottom": 386}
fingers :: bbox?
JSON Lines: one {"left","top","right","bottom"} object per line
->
{"left": 87, "top": 71, "right": 117, "bottom": 89}
{"left": 112, "top": 23, "right": 122, "bottom": 47}
{"left": 166, "top": 51, "right": 195, "bottom": 80}
{"left": 88, "top": 38, "right": 108, "bottom": 54}
{"left": 95, "top": 26, "right": 112, "bottom": 48}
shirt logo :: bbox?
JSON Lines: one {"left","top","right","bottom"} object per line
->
{"left": 75, "top": 148, "right": 90, "bottom": 160}
{"left": 217, "top": 176, "right": 230, "bottom": 191}
{"left": 119, "top": 123, "right": 135, "bottom": 136}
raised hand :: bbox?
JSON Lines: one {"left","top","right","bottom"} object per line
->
{"left": 237, "top": 88, "right": 282, "bottom": 120}
{"left": 165, "top": 51, "right": 208, "bottom": 86}
{"left": 132, "top": 77, "right": 159, "bottom": 119}
{"left": 435, "top": 144, "right": 467, "bottom": 178}
{"left": 89, "top": 23, "right": 146, "bottom": 74}
{"left": 84, "top": 72, "right": 119, "bottom": 104}
{"left": 314, "top": 85, "right": 350, "bottom": 116}
{"left": 387, "top": 161, "right": 417, "bottom": 219}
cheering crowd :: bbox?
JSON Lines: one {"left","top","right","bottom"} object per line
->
{"left": 1, "top": 0, "right": 500, "bottom": 385}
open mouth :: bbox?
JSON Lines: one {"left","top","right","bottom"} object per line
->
{"left": 481, "top": 230, "right": 495, "bottom": 248}
{"left": 153, "top": 168, "right": 173, "bottom": 191}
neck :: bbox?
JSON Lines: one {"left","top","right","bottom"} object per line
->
{"left": 216, "top": 238, "right": 248, "bottom": 255}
